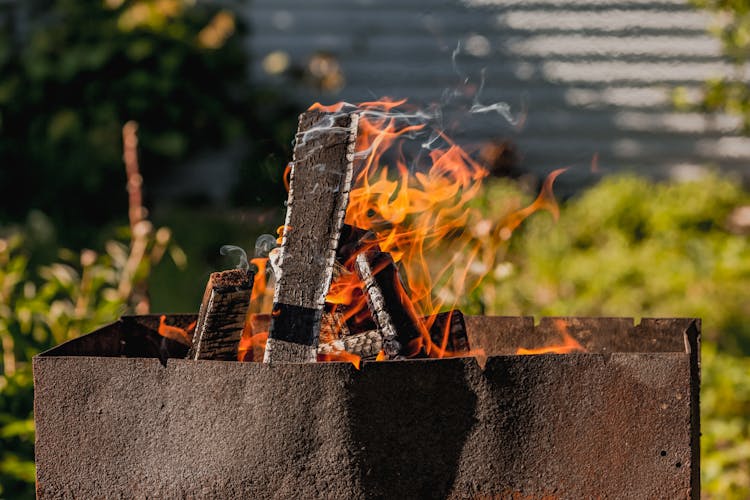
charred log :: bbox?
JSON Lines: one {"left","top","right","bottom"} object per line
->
{"left": 316, "top": 311, "right": 470, "bottom": 361}
{"left": 355, "top": 249, "right": 429, "bottom": 359}
{"left": 317, "top": 330, "right": 382, "bottom": 360}
{"left": 265, "top": 110, "right": 360, "bottom": 363}
{"left": 188, "top": 269, "right": 254, "bottom": 361}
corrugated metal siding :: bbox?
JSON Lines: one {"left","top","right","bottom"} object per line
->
{"left": 244, "top": 0, "right": 750, "bottom": 185}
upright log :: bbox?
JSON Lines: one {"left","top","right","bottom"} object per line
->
{"left": 188, "top": 269, "right": 254, "bottom": 360}
{"left": 265, "top": 110, "right": 360, "bottom": 363}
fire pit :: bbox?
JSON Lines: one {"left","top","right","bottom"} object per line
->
{"left": 34, "top": 314, "right": 699, "bottom": 498}
{"left": 34, "top": 102, "right": 700, "bottom": 498}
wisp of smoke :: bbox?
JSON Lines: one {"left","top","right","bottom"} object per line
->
{"left": 220, "top": 245, "right": 249, "bottom": 270}
{"left": 254, "top": 234, "right": 278, "bottom": 258}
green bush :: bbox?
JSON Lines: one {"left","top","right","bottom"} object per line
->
{"left": 702, "top": 343, "right": 750, "bottom": 498}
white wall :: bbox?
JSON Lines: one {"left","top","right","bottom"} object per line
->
{"left": 245, "top": 0, "right": 750, "bottom": 186}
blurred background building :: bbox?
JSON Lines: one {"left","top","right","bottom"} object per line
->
{"left": 246, "top": 0, "right": 749, "bottom": 189}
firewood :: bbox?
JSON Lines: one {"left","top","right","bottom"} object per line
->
{"left": 188, "top": 268, "right": 254, "bottom": 361}
{"left": 317, "top": 330, "right": 382, "bottom": 359}
{"left": 321, "top": 224, "right": 378, "bottom": 341}
{"left": 316, "top": 310, "right": 470, "bottom": 361}
{"left": 265, "top": 110, "right": 360, "bottom": 363}
{"left": 355, "top": 249, "right": 429, "bottom": 359}
{"left": 336, "top": 225, "right": 471, "bottom": 360}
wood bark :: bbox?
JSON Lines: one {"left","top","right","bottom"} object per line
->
{"left": 188, "top": 269, "right": 254, "bottom": 361}
{"left": 265, "top": 110, "right": 360, "bottom": 363}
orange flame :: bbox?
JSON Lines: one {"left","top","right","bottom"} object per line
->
{"left": 249, "top": 257, "right": 268, "bottom": 303}
{"left": 495, "top": 168, "right": 567, "bottom": 241}
{"left": 323, "top": 99, "right": 565, "bottom": 359}
{"left": 238, "top": 330, "right": 268, "bottom": 362}
{"left": 240, "top": 98, "right": 566, "bottom": 365}
{"left": 332, "top": 101, "right": 489, "bottom": 319}
{"left": 317, "top": 350, "right": 362, "bottom": 370}
{"left": 157, "top": 315, "right": 194, "bottom": 346}
{"left": 516, "top": 319, "right": 586, "bottom": 355}
{"left": 283, "top": 163, "right": 292, "bottom": 192}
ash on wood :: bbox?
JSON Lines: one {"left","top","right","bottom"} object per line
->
{"left": 265, "top": 110, "right": 360, "bottom": 363}
{"left": 318, "top": 330, "right": 382, "bottom": 359}
{"left": 187, "top": 269, "right": 254, "bottom": 361}
{"left": 320, "top": 309, "right": 350, "bottom": 344}
{"left": 355, "top": 249, "right": 428, "bottom": 358}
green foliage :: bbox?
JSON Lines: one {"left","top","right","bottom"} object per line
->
{"left": 0, "top": 370, "right": 34, "bottom": 499}
{"left": 680, "top": 0, "right": 750, "bottom": 132}
{"left": 702, "top": 343, "right": 750, "bottom": 498}
{"left": 478, "top": 172, "right": 750, "bottom": 496}
{"left": 0, "top": 0, "right": 291, "bottom": 243}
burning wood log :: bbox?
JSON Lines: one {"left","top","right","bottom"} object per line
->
{"left": 355, "top": 249, "right": 427, "bottom": 359}
{"left": 319, "top": 222, "right": 473, "bottom": 361}
{"left": 317, "top": 330, "right": 382, "bottom": 359}
{"left": 316, "top": 312, "right": 469, "bottom": 362}
{"left": 356, "top": 248, "right": 472, "bottom": 359}
{"left": 187, "top": 268, "right": 254, "bottom": 361}
{"left": 265, "top": 110, "right": 360, "bottom": 363}
{"left": 323, "top": 224, "right": 379, "bottom": 341}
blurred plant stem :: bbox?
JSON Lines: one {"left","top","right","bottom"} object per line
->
{"left": 122, "top": 120, "right": 151, "bottom": 315}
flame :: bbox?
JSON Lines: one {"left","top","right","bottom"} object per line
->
{"left": 249, "top": 257, "right": 268, "bottom": 303}
{"left": 275, "top": 225, "right": 288, "bottom": 245}
{"left": 328, "top": 101, "right": 489, "bottom": 332}
{"left": 495, "top": 168, "right": 567, "bottom": 241}
{"left": 516, "top": 319, "right": 586, "bottom": 355}
{"left": 239, "top": 98, "right": 566, "bottom": 364}
{"left": 283, "top": 163, "right": 292, "bottom": 193}
{"left": 238, "top": 330, "right": 268, "bottom": 362}
{"left": 318, "top": 350, "right": 362, "bottom": 370}
{"left": 157, "top": 315, "right": 194, "bottom": 346}
{"left": 322, "top": 99, "right": 564, "bottom": 359}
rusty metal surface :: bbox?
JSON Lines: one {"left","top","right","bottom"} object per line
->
{"left": 34, "top": 316, "right": 699, "bottom": 499}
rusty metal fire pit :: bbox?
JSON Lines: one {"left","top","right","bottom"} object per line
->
{"left": 33, "top": 314, "right": 699, "bottom": 499}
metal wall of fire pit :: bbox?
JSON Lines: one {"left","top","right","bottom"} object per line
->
{"left": 34, "top": 315, "right": 699, "bottom": 499}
